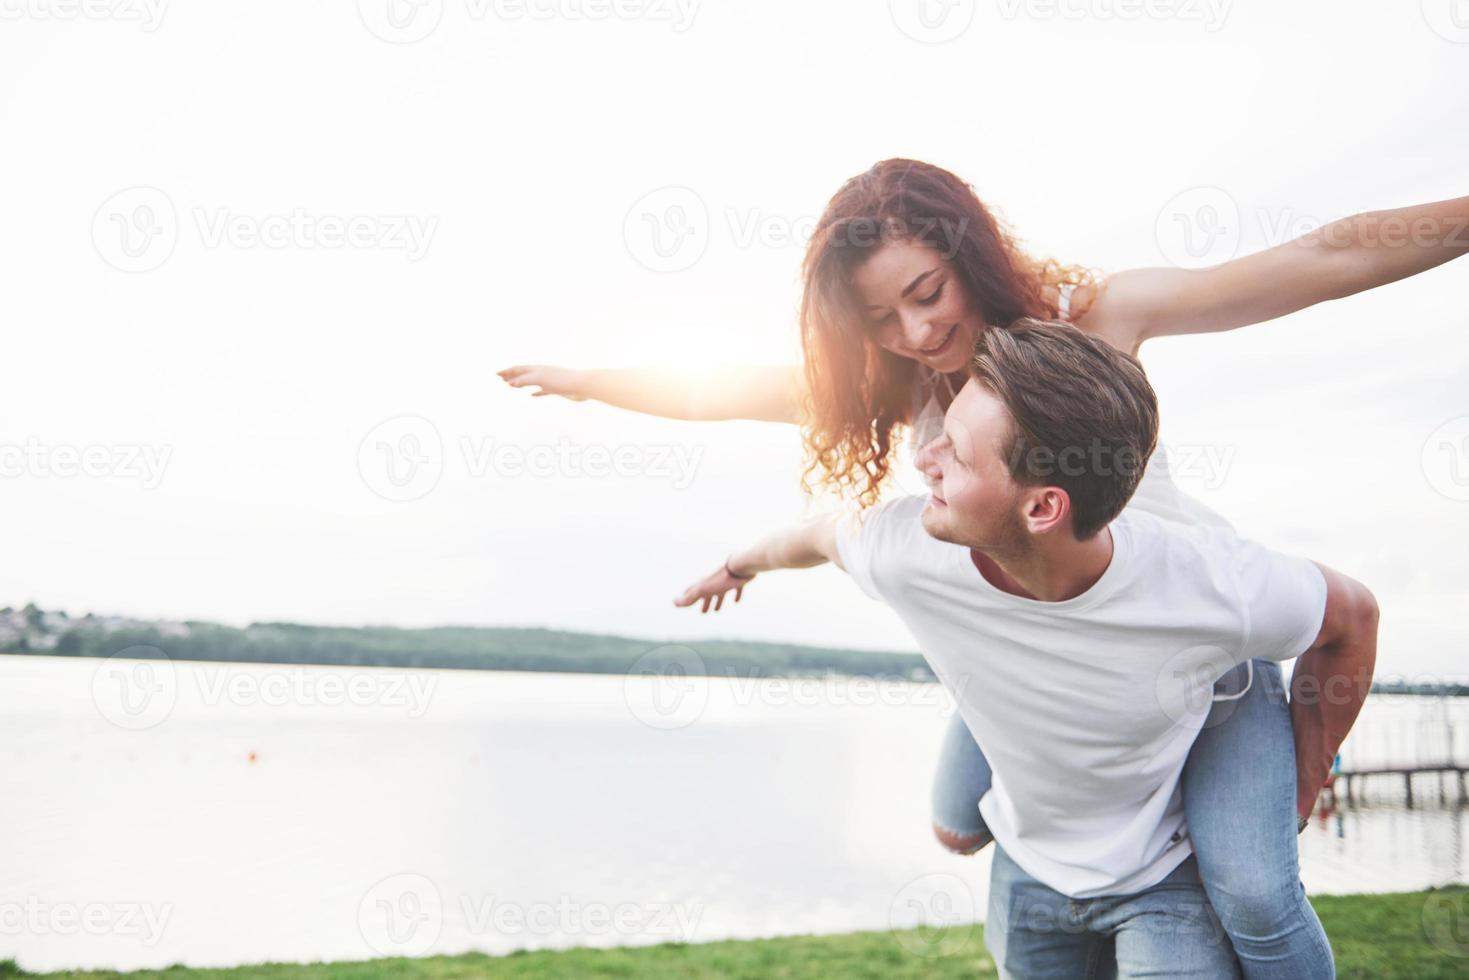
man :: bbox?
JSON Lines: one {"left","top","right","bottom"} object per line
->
{"left": 675, "top": 319, "right": 1377, "bottom": 977}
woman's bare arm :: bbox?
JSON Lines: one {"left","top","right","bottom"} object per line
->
{"left": 498, "top": 364, "right": 804, "bottom": 424}
{"left": 1076, "top": 193, "right": 1469, "bottom": 351}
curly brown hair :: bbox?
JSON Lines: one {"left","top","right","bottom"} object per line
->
{"left": 798, "top": 158, "right": 1099, "bottom": 507}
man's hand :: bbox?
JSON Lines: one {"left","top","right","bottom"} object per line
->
{"left": 672, "top": 517, "right": 840, "bottom": 613}
{"left": 674, "top": 563, "right": 753, "bottom": 613}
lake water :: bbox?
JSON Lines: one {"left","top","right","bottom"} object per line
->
{"left": 2, "top": 655, "right": 1465, "bottom": 972}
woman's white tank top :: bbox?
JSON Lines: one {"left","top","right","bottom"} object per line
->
{"left": 906, "top": 283, "right": 1232, "bottom": 529}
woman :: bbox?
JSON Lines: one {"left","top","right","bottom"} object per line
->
{"left": 500, "top": 159, "right": 1467, "bottom": 976}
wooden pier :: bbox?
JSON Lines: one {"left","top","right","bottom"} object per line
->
{"left": 1330, "top": 766, "right": 1469, "bottom": 808}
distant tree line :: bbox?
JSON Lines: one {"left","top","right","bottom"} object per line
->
{"left": 21, "top": 621, "right": 939, "bottom": 681}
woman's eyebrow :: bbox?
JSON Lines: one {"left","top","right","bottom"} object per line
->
{"left": 900, "top": 269, "right": 938, "bottom": 299}
{"left": 861, "top": 268, "right": 939, "bottom": 310}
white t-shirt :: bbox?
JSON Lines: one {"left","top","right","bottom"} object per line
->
{"left": 835, "top": 498, "right": 1328, "bottom": 898}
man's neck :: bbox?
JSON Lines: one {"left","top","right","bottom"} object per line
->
{"left": 971, "top": 527, "right": 1115, "bottom": 603}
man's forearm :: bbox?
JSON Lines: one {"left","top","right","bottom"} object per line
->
{"left": 727, "top": 517, "right": 839, "bottom": 577}
{"left": 1289, "top": 617, "right": 1378, "bottom": 816}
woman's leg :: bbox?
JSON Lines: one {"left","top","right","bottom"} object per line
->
{"left": 1182, "top": 658, "right": 1335, "bottom": 979}
{"left": 931, "top": 711, "right": 994, "bottom": 854}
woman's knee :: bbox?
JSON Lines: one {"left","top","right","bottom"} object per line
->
{"left": 1204, "top": 869, "right": 1305, "bottom": 941}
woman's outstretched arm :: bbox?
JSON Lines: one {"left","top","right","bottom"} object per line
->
{"left": 1080, "top": 193, "right": 1469, "bottom": 350}
{"left": 673, "top": 516, "right": 841, "bottom": 613}
{"left": 498, "top": 364, "right": 804, "bottom": 424}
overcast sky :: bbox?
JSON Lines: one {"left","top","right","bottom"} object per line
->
{"left": 2, "top": 0, "right": 1466, "bottom": 680}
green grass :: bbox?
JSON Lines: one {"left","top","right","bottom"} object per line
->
{"left": 6, "top": 888, "right": 1467, "bottom": 980}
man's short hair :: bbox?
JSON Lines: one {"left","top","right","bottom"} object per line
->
{"left": 970, "top": 317, "right": 1159, "bottom": 539}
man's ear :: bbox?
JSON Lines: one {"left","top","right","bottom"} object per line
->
{"left": 1020, "top": 486, "right": 1071, "bottom": 536}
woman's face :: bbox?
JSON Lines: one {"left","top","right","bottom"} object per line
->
{"left": 849, "top": 239, "right": 986, "bottom": 375}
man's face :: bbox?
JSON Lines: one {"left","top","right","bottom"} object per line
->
{"left": 915, "top": 379, "right": 1028, "bottom": 550}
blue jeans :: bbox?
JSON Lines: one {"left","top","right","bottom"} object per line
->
{"left": 933, "top": 659, "right": 1335, "bottom": 979}
{"left": 987, "top": 844, "right": 1239, "bottom": 978}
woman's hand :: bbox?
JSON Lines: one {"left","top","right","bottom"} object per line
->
{"left": 674, "top": 563, "right": 754, "bottom": 613}
{"left": 497, "top": 364, "right": 587, "bottom": 401}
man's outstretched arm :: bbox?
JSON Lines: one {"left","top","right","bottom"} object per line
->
{"left": 1290, "top": 563, "right": 1380, "bottom": 818}
{"left": 673, "top": 515, "right": 842, "bottom": 613}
